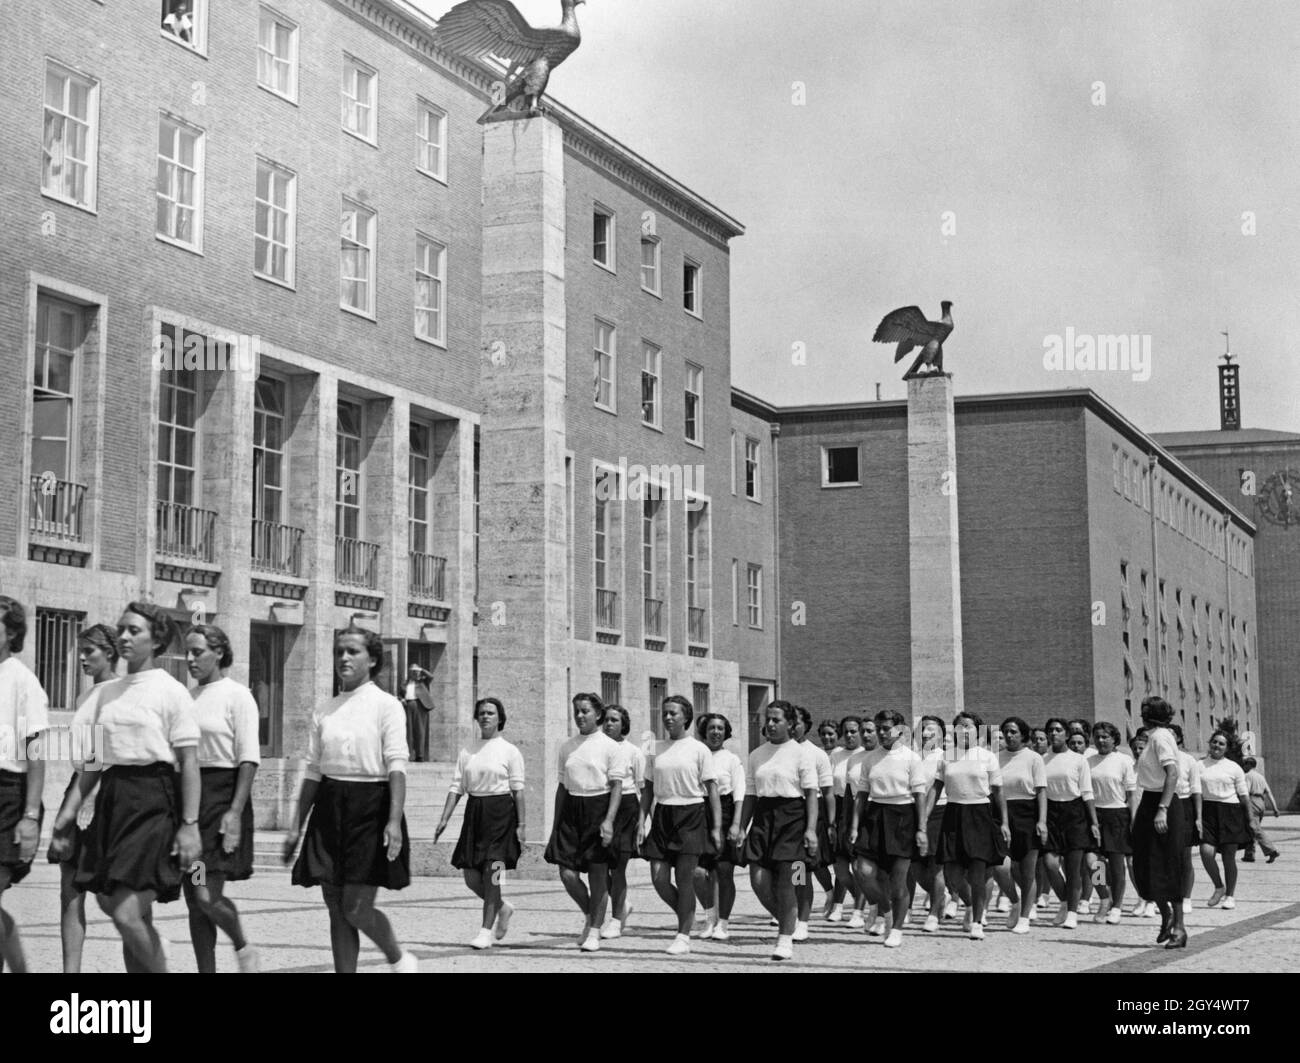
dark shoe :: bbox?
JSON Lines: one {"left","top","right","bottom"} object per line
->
{"left": 1156, "top": 923, "right": 1171, "bottom": 944}
{"left": 1164, "top": 928, "right": 1188, "bottom": 949}
{"left": 1242, "top": 852, "right": 1255, "bottom": 862}
{"left": 1267, "top": 851, "right": 1280, "bottom": 864}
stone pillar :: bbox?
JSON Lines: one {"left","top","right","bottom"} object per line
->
{"left": 907, "top": 373, "right": 964, "bottom": 719}
{"left": 477, "top": 117, "right": 569, "bottom": 842}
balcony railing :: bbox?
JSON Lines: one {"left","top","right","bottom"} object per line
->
{"left": 409, "top": 551, "right": 447, "bottom": 600}
{"left": 644, "top": 597, "right": 664, "bottom": 638}
{"left": 688, "top": 605, "right": 707, "bottom": 644}
{"left": 252, "top": 519, "right": 304, "bottom": 577}
{"left": 29, "top": 477, "right": 86, "bottom": 542}
{"left": 336, "top": 535, "right": 380, "bottom": 589}
{"left": 596, "top": 588, "right": 619, "bottom": 630}
{"left": 156, "top": 500, "right": 217, "bottom": 563}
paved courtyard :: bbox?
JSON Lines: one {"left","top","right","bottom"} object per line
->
{"left": 7, "top": 817, "right": 1297, "bottom": 974}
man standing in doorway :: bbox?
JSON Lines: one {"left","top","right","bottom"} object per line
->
{"left": 403, "top": 665, "right": 434, "bottom": 762}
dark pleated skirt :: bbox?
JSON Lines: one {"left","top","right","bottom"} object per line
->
{"left": 1046, "top": 797, "right": 1091, "bottom": 854}
{"left": 1180, "top": 797, "right": 1201, "bottom": 847}
{"left": 854, "top": 802, "right": 918, "bottom": 865}
{"left": 937, "top": 801, "right": 1007, "bottom": 866}
{"left": 1201, "top": 800, "right": 1250, "bottom": 848}
{"left": 544, "top": 793, "right": 614, "bottom": 872}
{"left": 1132, "top": 790, "right": 1185, "bottom": 902}
{"left": 0, "top": 770, "right": 40, "bottom": 888}
{"left": 49, "top": 775, "right": 91, "bottom": 868}
{"left": 452, "top": 793, "right": 521, "bottom": 871}
{"left": 1096, "top": 806, "right": 1133, "bottom": 855}
{"left": 742, "top": 796, "right": 807, "bottom": 868}
{"left": 606, "top": 792, "right": 642, "bottom": 863}
{"left": 74, "top": 763, "right": 182, "bottom": 902}
{"left": 835, "top": 790, "right": 857, "bottom": 862}
{"left": 922, "top": 803, "right": 946, "bottom": 866}
{"left": 641, "top": 802, "right": 707, "bottom": 859}
{"left": 197, "top": 767, "right": 255, "bottom": 881}
{"left": 1005, "top": 799, "right": 1042, "bottom": 862}
{"left": 807, "top": 794, "right": 834, "bottom": 870}
{"left": 699, "top": 793, "right": 738, "bottom": 870}
{"left": 291, "top": 777, "right": 411, "bottom": 890}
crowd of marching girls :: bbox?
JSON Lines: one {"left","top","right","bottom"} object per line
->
{"left": 0, "top": 590, "right": 1282, "bottom": 971}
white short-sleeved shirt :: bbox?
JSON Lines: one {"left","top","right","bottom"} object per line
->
{"left": 998, "top": 748, "right": 1047, "bottom": 802}
{"left": 801, "top": 741, "right": 833, "bottom": 791}
{"left": 1088, "top": 751, "right": 1136, "bottom": 809}
{"left": 746, "top": 741, "right": 817, "bottom": 799}
{"left": 830, "top": 747, "right": 855, "bottom": 797}
{"left": 1176, "top": 750, "right": 1202, "bottom": 799}
{"left": 93, "top": 668, "right": 200, "bottom": 768}
{"left": 1245, "top": 770, "right": 1269, "bottom": 798}
{"left": 304, "top": 681, "right": 408, "bottom": 783}
{"left": 0, "top": 656, "right": 51, "bottom": 774}
{"left": 1136, "top": 727, "right": 1180, "bottom": 792}
{"left": 920, "top": 748, "right": 949, "bottom": 807}
{"left": 865, "top": 745, "right": 927, "bottom": 806}
{"left": 450, "top": 736, "right": 525, "bottom": 796}
{"left": 1043, "top": 750, "right": 1094, "bottom": 802}
{"left": 557, "top": 731, "right": 628, "bottom": 797}
{"left": 937, "top": 747, "right": 1002, "bottom": 804}
{"left": 621, "top": 742, "right": 648, "bottom": 793}
{"left": 191, "top": 677, "right": 261, "bottom": 769}
{"left": 1199, "top": 756, "right": 1250, "bottom": 804}
{"left": 846, "top": 747, "right": 883, "bottom": 796}
{"left": 711, "top": 748, "right": 745, "bottom": 801}
{"left": 650, "top": 736, "right": 716, "bottom": 805}
{"left": 69, "top": 682, "right": 107, "bottom": 770}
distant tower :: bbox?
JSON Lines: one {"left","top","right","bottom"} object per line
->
{"left": 1218, "top": 332, "right": 1240, "bottom": 431}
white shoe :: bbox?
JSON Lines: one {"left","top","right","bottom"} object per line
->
{"left": 1053, "top": 902, "right": 1070, "bottom": 927}
{"left": 996, "top": 895, "right": 1011, "bottom": 913}
{"left": 826, "top": 904, "right": 844, "bottom": 923}
{"left": 883, "top": 929, "right": 903, "bottom": 948}
{"left": 943, "top": 899, "right": 959, "bottom": 920}
{"left": 391, "top": 950, "right": 419, "bottom": 973}
{"left": 1079, "top": 898, "right": 1092, "bottom": 915}
{"left": 235, "top": 945, "right": 260, "bottom": 973}
{"left": 970, "top": 922, "right": 985, "bottom": 940}
{"left": 1138, "top": 901, "right": 1157, "bottom": 918}
{"left": 792, "top": 920, "right": 810, "bottom": 942}
{"left": 580, "top": 929, "right": 601, "bottom": 953}
{"left": 1011, "top": 920, "right": 1031, "bottom": 935}
{"left": 494, "top": 901, "right": 515, "bottom": 941}
{"left": 710, "top": 920, "right": 730, "bottom": 941}
{"left": 1063, "top": 911, "right": 1078, "bottom": 929}
{"left": 922, "top": 914, "right": 940, "bottom": 933}
{"left": 963, "top": 908, "right": 973, "bottom": 933}
{"left": 847, "top": 910, "right": 866, "bottom": 929}
{"left": 1221, "top": 896, "right": 1236, "bottom": 910}
{"left": 666, "top": 934, "right": 691, "bottom": 956}
{"left": 600, "top": 918, "right": 622, "bottom": 940}
{"left": 696, "top": 907, "right": 717, "bottom": 938}
{"left": 470, "top": 929, "right": 493, "bottom": 950}
{"left": 772, "top": 935, "right": 793, "bottom": 960}
{"left": 1105, "top": 907, "right": 1122, "bottom": 925}
{"left": 868, "top": 918, "right": 887, "bottom": 937}
{"left": 1182, "top": 898, "right": 1193, "bottom": 914}
{"left": 1207, "top": 888, "right": 1226, "bottom": 908}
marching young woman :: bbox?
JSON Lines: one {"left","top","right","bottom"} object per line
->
{"left": 850, "top": 709, "right": 928, "bottom": 949}
{"left": 183, "top": 625, "right": 260, "bottom": 973}
{"left": 63, "top": 602, "right": 202, "bottom": 973}
{"left": 838, "top": 718, "right": 879, "bottom": 929}
{"left": 914, "top": 715, "right": 950, "bottom": 933}
{"left": 793, "top": 706, "right": 835, "bottom": 939}
{"left": 1086, "top": 722, "right": 1138, "bottom": 924}
{"left": 1198, "top": 729, "right": 1252, "bottom": 911}
{"left": 1125, "top": 726, "right": 1156, "bottom": 916}
{"left": 434, "top": 697, "right": 525, "bottom": 950}
{"left": 693, "top": 712, "right": 744, "bottom": 940}
{"left": 818, "top": 720, "right": 840, "bottom": 755}
{"left": 998, "top": 717, "right": 1047, "bottom": 933}
{"left": 284, "top": 626, "right": 416, "bottom": 973}
{"left": 638, "top": 695, "right": 720, "bottom": 956}
{"left": 1130, "top": 696, "right": 1187, "bottom": 947}
{"left": 826, "top": 715, "right": 864, "bottom": 924}
{"left": 600, "top": 704, "right": 644, "bottom": 939}
{"left": 1042, "top": 717, "right": 1100, "bottom": 928}
{"left": 544, "top": 692, "right": 628, "bottom": 954}
{"left": 1172, "top": 725, "right": 1202, "bottom": 915}
{"left": 738, "top": 700, "right": 819, "bottom": 961}
{"left": 47, "top": 623, "right": 118, "bottom": 973}
{"left": 0, "top": 596, "right": 49, "bottom": 974}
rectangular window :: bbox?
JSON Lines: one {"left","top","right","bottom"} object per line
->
{"left": 408, "top": 421, "right": 431, "bottom": 555}
{"left": 593, "top": 467, "right": 621, "bottom": 633}
{"left": 684, "top": 363, "right": 703, "bottom": 444}
{"left": 601, "top": 672, "right": 621, "bottom": 709}
{"left": 42, "top": 62, "right": 99, "bottom": 209}
{"left": 640, "top": 342, "right": 660, "bottom": 427}
{"left": 35, "top": 608, "right": 86, "bottom": 712}
{"left": 336, "top": 399, "right": 363, "bottom": 540}
{"left": 156, "top": 115, "right": 203, "bottom": 249}
{"left": 156, "top": 336, "right": 199, "bottom": 509}
{"left": 340, "top": 199, "right": 376, "bottom": 316}
{"left": 593, "top": 207, "right": 614, "bottom": 269}
{"left": 747, "top": 563, "right": 762, "bottom": 628}
{"left": 594, "top": 320, "right": 616, "bottom": 411}
{"left": 1112, "top": 445, "right": 1122, "bottom": 493}
{"left": 32, "top": 295, "right": 83, "bottom": 485}
{"left": 254, "top": 159, "right": 295, "bottom": 284}
{"left": 730, "top": 432, "right": 737, "bottom": 495}
{"left": 252, "top": 376, "right": 286, "bottom": 526}
{"left": 823, "top": 445, "right": 861, "bottom": 486}
{"left": 642, "top": 497, "right": 667, "bottom": 640}
{"left": 731, "top": 558, "right": 739, "bottom": 625}
{"left": 649, "top": 677, "right": 667, "bottom": 738}
{"left": 257, "top": 7, "right": 298, "bottom": 100}
{"left": 683, "top": 258, "right": 701, "bottom": 316}
{"left": 640, "top": 237, "right": 660, "bottom": 294}
{"left": 341, "top": 56, "right": 377, "bottom": 143}
{"left": 744, "top": 437, "right": 760, "bottom": 500}
{"left": 692, "top": 682, "right": 710, "bottom": 716}
{"left": 415, "top": 234, "right": 447, "bottom": 344}
{"left": 161, "top": 0, "right": 205, "bottom": 52}
{"left": 417, "top": 100, "right": 447, "bottom": 180}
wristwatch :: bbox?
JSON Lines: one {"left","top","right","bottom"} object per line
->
{"left": 182, "top": 816, "right": 199, "bottom": 826}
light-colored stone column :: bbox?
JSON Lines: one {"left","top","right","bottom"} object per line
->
{"left": 477, "top": 117, "right": 569, "bottom": 843}
{"left": 907, "top": 373, "right": 965, "bottom": 719}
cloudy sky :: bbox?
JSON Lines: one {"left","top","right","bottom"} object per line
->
{"left": 413, "top": 0, "right": 1299, "bottom": 434}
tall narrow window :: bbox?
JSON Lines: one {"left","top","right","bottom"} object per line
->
{"left": 162, "top": 0, "right": 205, "bottom": 52}
{"left": 744, "top": 438, "right": 760, "bottom": 500}
{"left": 257, "top": 7, "right": 298, "bottom": 100}
{"left": 341, "top": 56, "right": 377, "bottom": 143}
{"left": 417, "top": 99, "right": 447, "bottom": 181}
{"left": 35, "top": 608, "right": 85, "bottom": 711}
{"left": 747, "top": 563, "right": 763, "bottom": 628}
{"left": 640, "top": 342, "right": 660, "bottom": 427}
{"left": 594, "top": 320, "right": 615, "bottom": 411}
{"left": 640, "top": 237, "right": 661, "bottom": 294}
{"left": 692, "top": 683, "right": 710, "bottom": 716}
{"left": 32, "top": 295, "right": 83, "bottom": 487}
{"left": 594, "top": 468, "right": 619, "bottom": 632}
{"left": 254, "top": 159, "right": 295, "bottom": 284}
{"left": 601, "top": 672, "right": 622, "bottom": 709}
{"left": 593, "top": 208, "right": 614, "bottom": 269}
{"left": 157, "top": 348, "right": 199, "bottom": 511}
{"left": 731, "top": 558, "right": 739, "bottom": 625}
{"left": 340, "top": 200, "right": 376, "bottom": 316}
{"left": 42, "top": 62, "right": 99, "bottom": 210}
{"left": 156, "top": 116, "right": 203, "bottom": 249}
{"left": 684, "top": 363, "right": 703, "bottom": 444}
{"left": 252, "top": 376, "right": 286, "bottom": 527}
{"left": 415, "top": 235, "right": 447, "bottom": 344}
{"left": 683, "top": 258, "right": 701, "bottom": 315}
{"left": 336, "top": 399, "right": 363, "bottom": 540}
{"left": 408, "top": 421, "right": 430, "bottom": 556}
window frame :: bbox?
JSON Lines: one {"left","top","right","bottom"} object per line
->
{"left": 335, "top": 397, "right": 365, "bottom": 540}
{"left": 408, "top": 419, "right": 432, "bottom": 556}
{"left": 747, "top": 563, "right": 763, "bottom": 629}
{"left": 684, "top": 362, "right": 703, "bottom": 446}
{"left": 416, "top": 98, "right": 448, "bottom": 183}
{"left": 414, "top": 233, "right": 447, "bottom": 347}
{"left": 640, "top": 236, "right": 661, "bottom": 296}
{"left": 341, "top": 54, "right": 378, "bottom": 146}
{"left": 744, "top": 436, "right": 761, "bottom": 501}
{"left": 257, "top": 5, "right": 299, "bottom": 103}
{"left": 254, "top": 157, "right": 296, "bottom": 287}
{"left": 252, "top": 373, "right": 288, "bottom": 527}
{"left": 593, "top": 205, "right": 615, "bottom": 272}
{"left": 594, "top": 318, "right": 616, "bottom": 413}
{"left": 156, "top": 344, "right": 201, "bottom": 510}
{"left": 41, "top": 60, "right": 100, "bottom": 213}
{"left": 821, "top": 443, "right": 863, "bottom": 488}
{"left": 155, "top": 113, "right": 205, "bottom": 253}
{"left": 161, "top": 0, "right": 208, "bottom": 56}
{"left": 640, "top": 340, "right": 661, "bottom": 429}
{"left": 340, "top": 197, "right": 377, "bottom": 319}
{"left": 683, "top": 257, "right": 702, "bottom": 317}
{"left": 31, "top": 293, "right": 86, "bottom": 488}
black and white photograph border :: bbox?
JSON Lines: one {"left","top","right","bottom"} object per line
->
{"left": 1, "top": 0, "right": 1298, "bottom": 1003}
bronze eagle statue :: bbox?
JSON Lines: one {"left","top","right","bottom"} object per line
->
{"left": 872, "top": 301, "right": 954, "bottom": 378}
{"left": 434, "top": 0, "right": 584, "bottom": 118}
